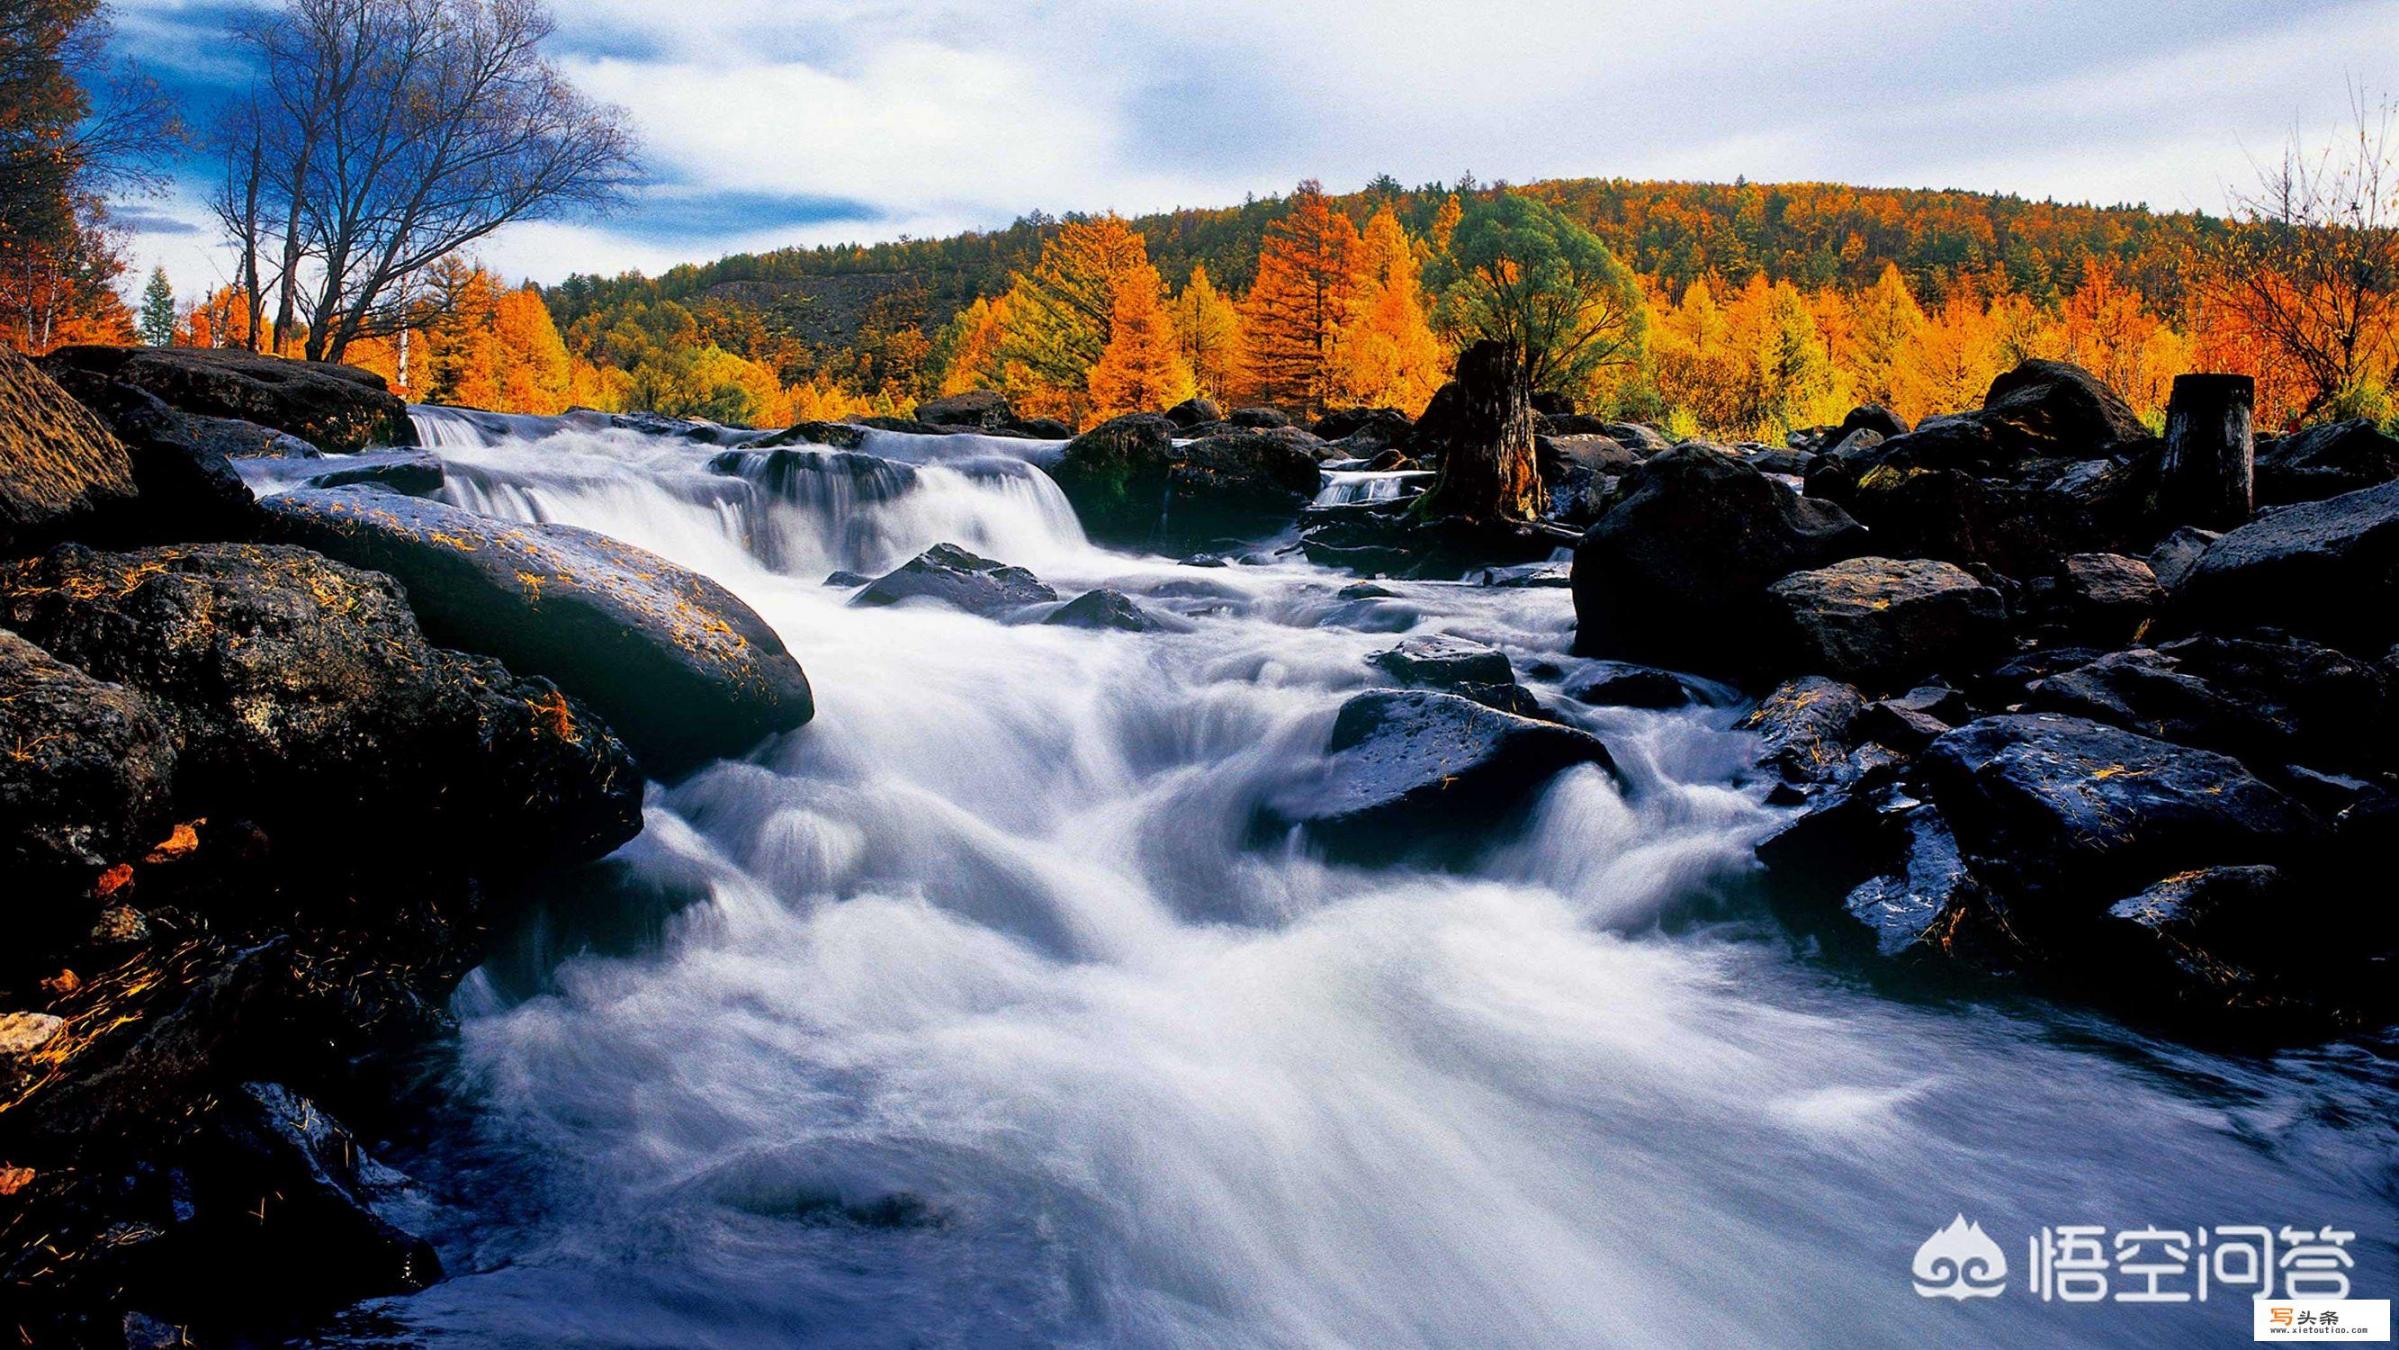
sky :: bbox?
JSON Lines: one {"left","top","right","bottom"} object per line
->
{"left": 103, "top": 0, "right": 2399, "bottom": 299}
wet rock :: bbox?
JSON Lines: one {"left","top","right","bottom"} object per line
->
{"left": 1228, "top": 407, "right": 1291, "bottom": 429}
{"left": 167, "top": 412, "right": 322, "bottom": 461}
{"left": 1741, "top": 675, "right": 1869, "bottom": 798}
{"left": 298, "top": 450, "right": 444, "bottom": 497}
{"left": 2255, "top": 419, "right": 2399, "bottom": 506}
{"left": 193, "top": 1082, "right": 440, "bottom": 1302}
{"left": 261, "top": 488, "right": 812, "bottom": 775}
{"left": 1754, "top": 742, "right": 1914, "bottom": 887}
{"left": 1474, "top": 562, "right": 1572, "bottom": 589}
{"left": 1597, "top": 421, "right": 1673, "bottom": 455}
{"left": 1313, "top": 406, "right": 1411, "bottom": 450}
{"left": 1965, "top": 646, "right": 2106, "bottom": 707}
{"left": 0, "top": 630, "right": 177, "bottom": 899}
{"left": 2147, "top": 525, "right": 2220, "bottom": 591}
{"left": 1269, "top": 690, "right": 1616, "bottom": 856}
{"left": 1338, "top": 581, "right": 1399, "bottom": 600}
{"left": 1572, "top": 446, "right": 1867, "bottom": 672}
{"left": 1919, "top": 712, "right": 2323, "bottom": 921}
{"left": 1745, "top": 448, "right": 1813, "bottom": 478}
{"left": 2169, "top": 481, "right": 2399, "bottom": 652}
{"left": 1566, "top": 660, "right": 1699, "bottom": 710}
{"left": 1300, "top": 500, "right": 1558, "bottom": 580}
{"left": 853, "top": 542, "right": 1057, "bottom": 616}
{"left": 1841, "top": 804, "right": 2000, "bottom": 958}
{"left": 1366, "top": 635, "right": 1542, "bottom": 715}
{"left": 1537, "top": 433, "right": 1640, "bottom": 477}
{"left": 1, "top": 542, "right": 642, "bottom": 867}
{"left": 1856, "top": 698, "right": 1953, "bottom": 753}
{"left": 1164, "top": 396, "right": 1223, "bottom": 429}
{"left": 822, "top": 569, "right": 873, "bottom": 588}
{"left": 2093, "top": 866, "right": 2307, "bottom": 1014}
{"left": 1837, "top": 403, "right": 1910, "bottom": 441}
{"left": 1763, "top": 557, "right": 2006, "bottom": 691}
{"left": 914, "top": 390, "right": 1015, "bottom": 431}
{"left": 1051, "top": 414, "right": 1321, "bottom": 547}
{"left": 40, "top": 345, "right": 412, "bottom": 454}
{"left": 1044, "top": 588, "right": 1166, "bottom": 632}
{"left": 753, "top": 420, "right": 868, "bottom": 450}
{"left": 0, "top": 347, "right": 140, "bottom": 556}
{"left": 2025, "top": 631, "right": 2395, "bottom": 775}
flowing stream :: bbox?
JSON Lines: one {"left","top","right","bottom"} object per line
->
{"left": 314, "top": 408, "right": 2392, "bottom": 1348}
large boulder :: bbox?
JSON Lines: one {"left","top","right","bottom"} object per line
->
{"left": 1163, "top": 396, "right": 1223, "bottom": 429}
{"left": 1049, "top": 415, "right": 1321, "bottom": 547}
{"left": 2255, "top": 419, "right": 2399, "bottom": 506}
{"left": 1366, "top": 635, "right": 1543, "bottom": 716}
{"left": 1265, "top": 690, "right": 1615, "bottom": 857}
{"left": 259, "top": 488, "right": 812, "bottom": 775}
{"left": 1837, "top": 403, "right": 1910, "bottom": 441}
{"left": 1763, "top": 557, "right": 2006, "bottom": 690}
{"left": 913, "top": 389, "right": 1014, "bottom": 432}
{"left": 0, "top": 347, "right": 139, "bottom": 556}
{"left": 1977, "top": 359, "right": 2148, "bottom": 457}
{"left": 0, "top": 629, "right": 177, "bottom": 902}
{"left": 2168, "top": 480, "right": 2399, "bottom": 652}
{"left": 40, "top": 346, "right": 412, "bottom": 454}
{"left": 1740, "top": 675, "right": 1869, "bottom": 799}
{"left": 851, "top": 542, "right": 1057, "bottom": 616}
{"left": 1572, "top": 446, "right": 1866, "bottom": 672}
{"left": 1918, "top": 713, "right": 2323, "bottom": 922}
{"left": 0, "top": 542, "right": 642, "bottom": 869}
{"left": 1313, "top": 406, "right": 1411, "bottom": 450}
{"left": 2025, "top": 632, "right": 2395, "bottom": 775}
{"left": 1043, "top": 588, "right": 1167, "bottom": 632}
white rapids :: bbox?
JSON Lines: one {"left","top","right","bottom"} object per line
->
{"left": 306, "top": 408, "right": 2394, "bottom": 1349}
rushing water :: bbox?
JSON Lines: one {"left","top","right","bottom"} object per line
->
{"left": 305, "top": 408, "right": 2394, "bottom": 1348}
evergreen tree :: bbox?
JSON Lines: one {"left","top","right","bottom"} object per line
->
{"left": 137, "top": 266, "right": 175, "bottom": 346}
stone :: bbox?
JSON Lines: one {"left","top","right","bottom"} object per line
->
{"left": 852, "top": 542, "right": 1057, "bottom": 616}
{"left": 1763, "top": 556, "right": 2006, "bottom": 691}
{"left": 1366, "top": 635, "right": 1543, "bottom": 715}
{"left": 914, "top": 389, "right": 1015, "bottom": 431}
{"left": 1164, "top": 397, "right": 1223, "bottom": 429}
{"left": 0, "top": 347, "right": 139, "bottom": 556}
{"left": 1565, "top": 661, "right": 1698, "bottom": 710}
{"left": 1741, "top": 675, "right": 1869, "bottom": 797}
{"left": 2255, "top": 419, "right": 2399, "bottom": 506}
{"left": 2169, "top": 480, "right": 2399, "bottom": 652}
{"left": 2048, "top": 552, "right": 2164, "bottom": 643}
{"left": 1049, "top": 414, "right": 1321, "bottom": 547}
{"left": 2147, "top": 525, "right": 2220, "bottom": 591}
{"left": 260, "top": 488, "right": 813, "bottom": 776}
{"left": 40, "top": 345, "right": 412, "bottom": 454}
{"left": 0, "top": 629, "right": 177, "bottom": 896}
{"left": 1978, "top": 358, "right": 2148, "bottom": 457}
{"left": 1044, "top": 588, "right": 1167, "bottom": 632}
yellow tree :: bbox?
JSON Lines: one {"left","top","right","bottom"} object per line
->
{"left": 1088, "top": 261, "right": 1196, "bottom": 418}
{"left": 494, "top": 282, "right": 573, "bottom": 414}
{"left": 1892, "top": 280, "right": 2006, "bottom": 421}
{"left": 998, "top": 215, "right": 1154, "bottom": 424}
{"left": 1332, "top": 205, "right": 1447, "bottom": 414}
{"left": 1430, "top": 194, "right": 1463, "bottom": 254}
{"left": 1651, "top": 277, "right": 1743, "bottom": 434}
{"left": 422, "top": 259, "right": 504, "bottom": 409}
{"left": 1839, "top": 263, "right": 1927, "bottom": 410}
{"left": 937, "top": 294, "right": 1011, "bottom": 395}
{"left": 1241, "top": 180, "right": 1363, "bottom": 411}
{"left": 1169, "top": 265, "right": 1245, "bottom": 403}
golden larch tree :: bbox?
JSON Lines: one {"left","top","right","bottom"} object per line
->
{"left": 1331, "top": 205, "right": 1446, "bottom": 414}
{"left": 1241, "top": 180, "right": 1363, "bottom": 412}
{"left": 997, "top": 215, "right": 1156, "bottom": 425}
{"left": 1169, "top": 265, "right": 1245, "bottom": 404}
{"left": 1088, "top": 261, "right": 1196, "bottom": 419}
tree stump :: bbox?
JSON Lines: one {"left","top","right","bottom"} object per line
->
{"left": 1419, "top": 340, "right": 1543, "bottom": 523}
{"left": 2162, "top": 373, "right": 2254, "bottom": 530}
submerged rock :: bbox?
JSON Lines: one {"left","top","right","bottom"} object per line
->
{"left": 853, "top": 542, "right": 1058, "bottom": 616}
{"left": 41, "top": 345, "right": 412, "bottom": 454}
{"left": 1044, "top": 588, "right": 1167, "bottom": 632}
{"left": 259, "top": 488, "right": 812, "bottom": 776}
{"left": 1566, "top": 660, "right": 1700, "bottom": 710}
{"left": 1269, "top": 689, "right": 1616, "bottom": 857}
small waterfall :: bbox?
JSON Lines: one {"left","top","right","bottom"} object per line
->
{"left": 410, "top": 404, "right": 496, "bottom": 449}
{"left": 1315, "top": 468, "right": 1434, "bottom": 506}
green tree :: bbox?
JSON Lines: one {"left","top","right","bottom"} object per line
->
{"left": 137, "top": 265, "right": 175, "bottom": 345}
{"left": 1429, "top": 192, "right": 1646, "bottom": 399}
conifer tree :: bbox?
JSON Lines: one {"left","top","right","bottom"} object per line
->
{"left": 1089, "top": 262, "right": 1196, "bottom": 418}
{"left": 1169, "top": 265, "right": 1245, "bottom": 403}
{"left": 138, "top": 267, "right": 175, "bottom": 346}
{"left": 1242, "top": 181, "right": 1363, "bottom": 411}
{"left": 996, "top": 215, "right": 1154, "bottom": 422}
{"left": 1331, "top": 206, "right": 1446, "bottom": 413}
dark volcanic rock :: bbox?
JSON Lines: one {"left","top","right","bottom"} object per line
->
{"left": 2042, "top": 552, "right": 2164, "bottom": 644}
{"left": 1841, "top": 804, "right": 1995, "bottom": 958}
{"left": 1314, "top": 406, "right": 1412, "bottom": 450}
{"left": 0, "top": 347, "right": 140, "bottom": 556}
{"left": 914, "top": 389, "right": 1014, "bottom": 431}
{"left": 0, "top": 542, "right": 642, "bottom": 867}
{"left": 260, "top": 488, "right": 812, "bottom": 775}
{"left": 1366, "top": 635, "right": 1543, "bottom": 715}
{"left": 196, "top": 1081, "right": 440, "bottom": 1302}
{"left": 853, "top": 542, "right": 1057, "bottom": 616}
{"left": 1050, "top": 414, "right": 1323, "bottom": 547}
{"left": 1572, "top": 446, "right": 1866, "bottom": 672}
{"left": 40, "top": 345, "right": 412, "bottom": 454}
{"left": 2256, "top": 419, "right": 2399, "bottom": 506}
{"left": 0, "top": 629, "right": 176, "bottom": 899}
{"left": 1269, "top": 690, "right": 1616, "bottom": 856}
{"left": 2147, "top": 525, "right": 2220, "bottom": 592}
{"left": 1978, "top": 358, "right": 2147, "bottom": 457}
{"left": 1566, "top": 661, "right": 1699, "bottom": 710}
{"left": 1740, "top": 675, "right": 1869, "bottom": 797}
{"left": 1763, "top": 556, "right": 2006, "bottom": 691}
{"left": 299, "top": 449, "right": 445, "bottom": 497}
{"left": 1918, "top": 713, "right": 2322, "bottom": 921}
{"left": 1838, "top": 403, "right": 1910, "bottom": 440}
{"left": 1044, "top": 588, "right": 1165, "bottom": 632}
{"left": 2093, "top": 865, "right": 2317, "bottom": 1015}
{"left": 753, "top": 420, "right": 868, "bottom": 450}
{"left": 2169, "top": 481, "right": 2399, "bottom": 652}
{"left": 1164, "top": 396, "right": 1223, "bottom": 429}
{"left": 2025, "top": 631, "right": 2395, "bottom": 775}
{"left": 1228, "top": 407, "right": 1291, "bottom": 429}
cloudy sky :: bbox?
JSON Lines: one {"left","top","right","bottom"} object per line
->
{"left": 106, "top": 0, "right": 2399, "bottom": 297}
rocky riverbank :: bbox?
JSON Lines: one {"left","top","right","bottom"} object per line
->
{"left": 0, "top": 348, "right": 812, "bottom": 1343}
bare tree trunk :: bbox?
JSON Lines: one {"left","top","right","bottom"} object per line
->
{"left": 1419, "top": 340, "right": 1544, "bottom": 523}
{"left": 2163, "top": 373, "right": 2255, "bottom": 530}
